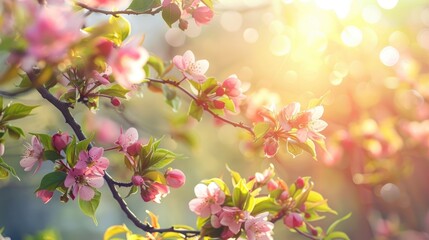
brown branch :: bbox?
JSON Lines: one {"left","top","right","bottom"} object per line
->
{"left": 28, "top": 69, "right": 201, "bottom": 238}
{"left": 147, "top": 78, "right": 255, "bottom": 137}
{"left": 0, "top": 88, "right": 34, "bottom": 98}
{"left": 76, "top": 2, "right": 162, "bottom": 16}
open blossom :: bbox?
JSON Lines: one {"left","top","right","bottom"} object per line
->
{"left": 108, "top": 39, "right": 149, "bottom": 89}
{"left": 192, "top": 6, "right": 214, "bottom": 26}
{"left": 75, "top": 147, "right": 110, "bottom": 174}
{"left": 36, "top": 190, "right": 54, "bottom": 204}
{"left": 20, "top": 136, "right": 44, "bottom": 173}
{"left": 245, "top": 212, "right": 274, "bottom": 240}
{"left": 218, "top": 207, "right": 248, "bottom": 234}
{"left": 24, "top": 5, "right": 83, "bottom": 62}
{"left": 173, "top": 50, "right": 209, "bottom": 83}
{"left": 140, "top": 181, "right": 170, "bottom": 203}
{"left": 189, "top": 182, "right": 225, "bottom": 218}
{"left": 116, "top": 127, "right": 139, "bottom": 152}
{"left": 64, "top": 168, "right": 104, "bottom": 201}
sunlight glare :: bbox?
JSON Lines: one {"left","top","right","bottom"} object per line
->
{"left": 362, "top": 5, "right": 382, "bottom": 24}
{"left": 221, "top": 11, "right": 243, "bottom": 32}
{"left": 377, "top": 0, "right": 399, "bottom": 10}
{"left": 243, "top": 28, "right": 259, "bottom": 43}
{"left": 270, "top": 35, "right": 291, "bottom": 56}
{"left": 379, "top": 46, "right": 399, "bottom": 67}
{"left": 341, "top": 26, "right": 363, "bottom": 47}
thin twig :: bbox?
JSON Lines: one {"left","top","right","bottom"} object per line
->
{"left": 0, "top": 88, "right": 34, "bottom": 98}
{"left": 76, "top": 2, "right": 162, "bottom": 16}
{"left": 28, "top": 69, "right": 201, "bottom": 238}
{"left": 147, "top": 78, "right": 255, "bottom": 136}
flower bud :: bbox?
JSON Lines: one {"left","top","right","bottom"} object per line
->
{"left": 284, "top": 212, "right": 303, "bottom": 228}
{"left": 267, "top": 179, "right": 278, "bottom": 191}
{"left": 192, "top": 6, "right": 214, "bottom": 26}
{"left": 263, "top": 137, "right": 279, "bottom": 158}
{"left": 165, "top": 168, "right": 186, "bottom": 188}
{"left": 36, "top": 190, "right": 54, "bottom": 204}
{"left": 111, "top": 97, "right": 121, "bottom": 106}
{"left": 0, "top": 143, "right": 4, "bottom": 156}
{"left": 216, "top": 87, "right": 225, "bottom": 96}
{"left": 295, "top": 177, "right": 305, "bottom": 189}
{"left": 279, "top": 190, "right": 289, "bottom": 201}
{"left": 127, "top": 142, "right": 142, "bottom": 156}
{"left": 96, "top": 38, "right": 114, "bottom": 58}
{"left": 179, "top": 19, "right": 189, "bottom": 31}
{"left": 213, "top": 100, "right": 225, "bottom": 109}
{"left": 132, "top": 175, "right": 144, "bottom": 186}
{"left": 52, "top": 132, "right": 71, "bottom": 152}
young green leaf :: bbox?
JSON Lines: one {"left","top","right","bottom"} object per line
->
{"left": 326, "top": 213, "right": 352, "bottom": 235}
{"left": 35, "top": 171, "right": 67, "bottom": 191}
{"left": 66, "top": 136, "right": 77, "bottom": 167}
{"left": 253, "top": 122, "right": 271, "bottom": 141}
{"left": 108, "top": 15, "right": 131, "bottom": 43}
{"left": 127, "top": 0, "right": 160, "bottom": 12}
{"left": 6, "top": 125, "right": 24, "bottom": 139}
{"left": 99, "top": 84, "right": 130, "bottom": 98}
{"left": 188, "top": 100, "right": 204, "bottom": 121}
{"left": 0, "top": 157, "right": 19, "bottom": 180}
{"left": 79, "top": 190, "right": 101, "bottom": 225}
{"left": 2, "top": 103, "right": 37, "bottom": 122}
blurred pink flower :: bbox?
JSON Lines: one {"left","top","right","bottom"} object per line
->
{"left": 278, "top": 102, "right": 301, "bottom": 132}
{"left": 192, "top": 6, "right": 214, "bottom": 26}
{"left": 116, "top": 127, "right": 139, "bottom": 152}
{"left": 52, "top": 132, "right": 71, "bottom": 152}
{"left": 75, "top": 147, "right": 110, "bottom": 174}
{"left": 245, "top": 212, "right": 274, "bottom": 240}
{"left": 79, "top": 0, "right": 129, "bottom": 9}
{"left": 24, "top": 5, "right": 83, "bottom": 62}
{"left": 93, "top": 118, "right": 121, "bottom": 144}
{"left": 141, "top": 181, "right": 170, "bottom": 203}
{"left": 36, "top": 190, "right": 54, "bottom": 204}
{"left": 218, "top": 207, "right": 248, "bottom": 234}
{"left": 222, "top": 75, "right": 243, "bottom": 98}
{"left": 165, "top": 169, "right": 186, "bottom": 188}
{"left": 173, "top": 50, "right": 209, "bottom": 83}
{"left": 20, "top": 136, "right": 44, "bottom": 173}
{"left": 284, "top": 212, "right": 303, "bottom": 228}
{"left": 64, "top": 168, "right": 104, "bottom": 201}
{"left": 189, "top": 182, "right": 225, "bottom": 218}
{"left": 108, "top": 39, "right": 149, "bottom": 89}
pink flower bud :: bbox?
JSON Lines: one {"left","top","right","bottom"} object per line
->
{"left": 179, "top": 19, "right": 189, "bottom": 31}
{"left": 267, "top": 179, "right": 278, "bottom": 191}
{"left": 213, "top": 100, "right": 225, "bottom": 109}
{"left": 295, "top": 177, "right": 305, "bottom": 189}
{"left": 216, "top": 87, "right": 225, "bottom": 96}
{"left": 36, "top": 190, "right": 54, "bottom": 204}
{"left": 165, "top": 169, "right": 186, "bottom": 188}
{"left": 127, "top": 142, "right": 142, "bottom": 156}
{"left": 0, "top": 143, "right": 4, "bottom": 156}
{"left": 52, "top": 132, "right": 71, "bottom": 152}
{"left": 284, "top": 213, "right": 303, "bottom": 228}
{"left": 96, "top": 38, "right": 114, "bottom": 58}
{"left": 141, "top": 182, "right": 169, "bottom": 203}
{"left": 192, "top": 6, "right": 214, "bottom": 26}
{"left": 279, "top": 190, "right": 289, "bottom": 200}
{"left": 132, "top": 175, "right": 144, "bottom": 186}
{"left": 111, "top": 97, "right": 121, "bottom": 106}
{"left": 263, "top": 137, "right": 279, "bottom": 158}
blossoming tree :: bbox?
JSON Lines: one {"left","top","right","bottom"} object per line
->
{"left": 0, "top": 0, "right": 350, "bottom": 239}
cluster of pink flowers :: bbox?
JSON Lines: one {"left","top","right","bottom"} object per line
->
{"left": 189, "top": 182, "right": 274, "bottom": 239}
{"left": 260, "top": 102, "right": 327, "bottom": 158}
{"left": 65, "top": 147, "right": 109, "bottom": 201}
{"left": 162, "top": 0, "right": 214, "bottom": 30}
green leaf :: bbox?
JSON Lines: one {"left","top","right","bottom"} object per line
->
{"left": 226, "top": 165, "right": 241, "bottom": 186}
{"left": 0, "top": 157, "right": 19, "bottom": 180}
{"left": 162, "top": 3, "right": 181, "bottom": 27}
{"left": 143, "top": 171, "right": 166, "bottom": 184}
{"left": 76, "top": 136, "right": 93, "bottom": 154}
{"left": 43, "top": 150, "right": 63, "bottom": 162}
{"left": 201, "top": 0, "right": 213, "bottom": 9}
{"left": 66, "top": 136, "right": 77, "bottom": 167}
{"left": 147, "top": 55, "right": 165, "bottom": 77}
{"left": 127, "top": 0, "right": 160, "bottom": 12}
{"left": 232, "top": 179, "right": 250, "bottom": 209}
{"left": 99, "top": 84, "right": 130, "bottom": 98}
{"left": 326, "top": 213, "right": 352, "bottom": 235}
{"left": 219, "top": 96, "right": 236, "bottom": 112}
{"left": 252, "top": 197, "right": 282, "bottom": 215}
{"left": 253, "top": 122, "right": 271, "bottom": 141}
{"left": 287, "top": 140, "right": 303, "bottom": 158}
{"left": 6, "top": 125, "right": 24, "bottom": 139}
{"left": 108, "top": 15, "right": 131, "bottom": 43}
{"left": 148, "top": 149, "right": 176, "bottom": 169}
{"left": 324, "top": 231, "right": 350, "bottom": 240}
{"left": 201, "top": 78, "right": 218, "bottom": 94}
{"left": 0, "top": 96, "right": 3, "bottom": 112}
{"left": 79, "top": 190, "right": 101, "bottom": 225}
{"left": 124, "top": 185, "right": 139, "bottom": 198}
{"left": 2, "top": 103, "right": 37, "bottom": 122}
{"left": 36, "top": 171, "right": 66, "bottom": 191}
{"left": 188, "top": 100, "right": 204, "bottom": 121}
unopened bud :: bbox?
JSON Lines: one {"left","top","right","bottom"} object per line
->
{"left": 295, "top": 177, "right": 305, "bottom": 189}
{"left": 284, "top": 212, "right": 303, "bottom": 228}
{"left": 132, "top": 175, "right": 144, "bottom": 186}
{"left": 52, "top": 132, "right": 71, "bottom": 152}
{"left": 213, "top": 100, "right": 225, "bottom": 109}
{"left": 111, "top": 97, "right": 121, "bottom": 107}
{"left": 165, "top": 168, "right": 186, "bottom": 188}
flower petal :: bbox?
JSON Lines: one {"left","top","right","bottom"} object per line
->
{"left": 79, "top": 185, "right": 95, "bottom": 201}
{"left": 89, "top": 147, "right": 104, "bottom": 160}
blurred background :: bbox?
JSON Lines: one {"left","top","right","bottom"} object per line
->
{"left": 2, "top": 0, "right": 429, "bottom": 239}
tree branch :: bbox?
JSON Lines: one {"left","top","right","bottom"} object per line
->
{"left": 147, "top": 78, "right": 255, "bottom": 137}
{"left": 28, "top": 70, "right": 201, "bottom": 238}
{"left": 76, "top": 2, "right": 162, "bottom": 16}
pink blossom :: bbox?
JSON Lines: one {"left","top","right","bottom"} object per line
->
{"left": 36, "top": 190, "right": 54, "bottom": 204}
{"left": 263, "top": 137, "right": 279, "bottom": 158}
{"left": 189, "top": 182, "right": 225, "bottom": 218}
{"left": 278, "top": 102, "right": 301, "bottom": 132}
{"left": 20, "top": 136, "right": 44, "bottom": 173}
{"left": 192, "top": 6, "right": 214, "bottom": 26}
{"left": 132, "top": 175, "right": 144, "bottom": 186}
{"left": 79, "top": 0, "right": 130, "bottom": 9}
{"left": 283, "top": 212, "right": 303, "bottom": 228}
{"left": 127, "top": 141, "right": 144, "bottom": 156}
{"left": 75, "top": 147, "right": 110, "bottom": 174}
{"left": 24, "top": 5, "right": 83, "bottom": 62}
{"left": 64, "top": 168, "right": 104, "bottom": 201}
{"left": 245, "top": 212, "right": 274, "bottom": 240}
{"left": 295, "top": 106, "right": 327, "bottom": 142}
{"left": 222, "top": 75, "right": 243, "bottom": 98}
{"left": 141, "top": 181, "right": 170, "bottom": 203}
{"left": 267, "top": 180, "right": 278, "bottom": 191}
{"left": 218, "top": 207, "right": 248, "bottom": 234}
{"left": 91, "top": 69, "right": 111, "bottom": 85}
{"left": 116, "top": 127, "right": 139, "bottom": 152}
{"left": 52, "top": 132, "right": 71, "bottom": 152}
{"left": 108, "top": 39, "right": 149, "bottom": 89}
{"left": 173, "top": 50, "right": 209, "bottom": 83}
{"left": 165, "top": 169, "right": 186, "bottom": 188}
